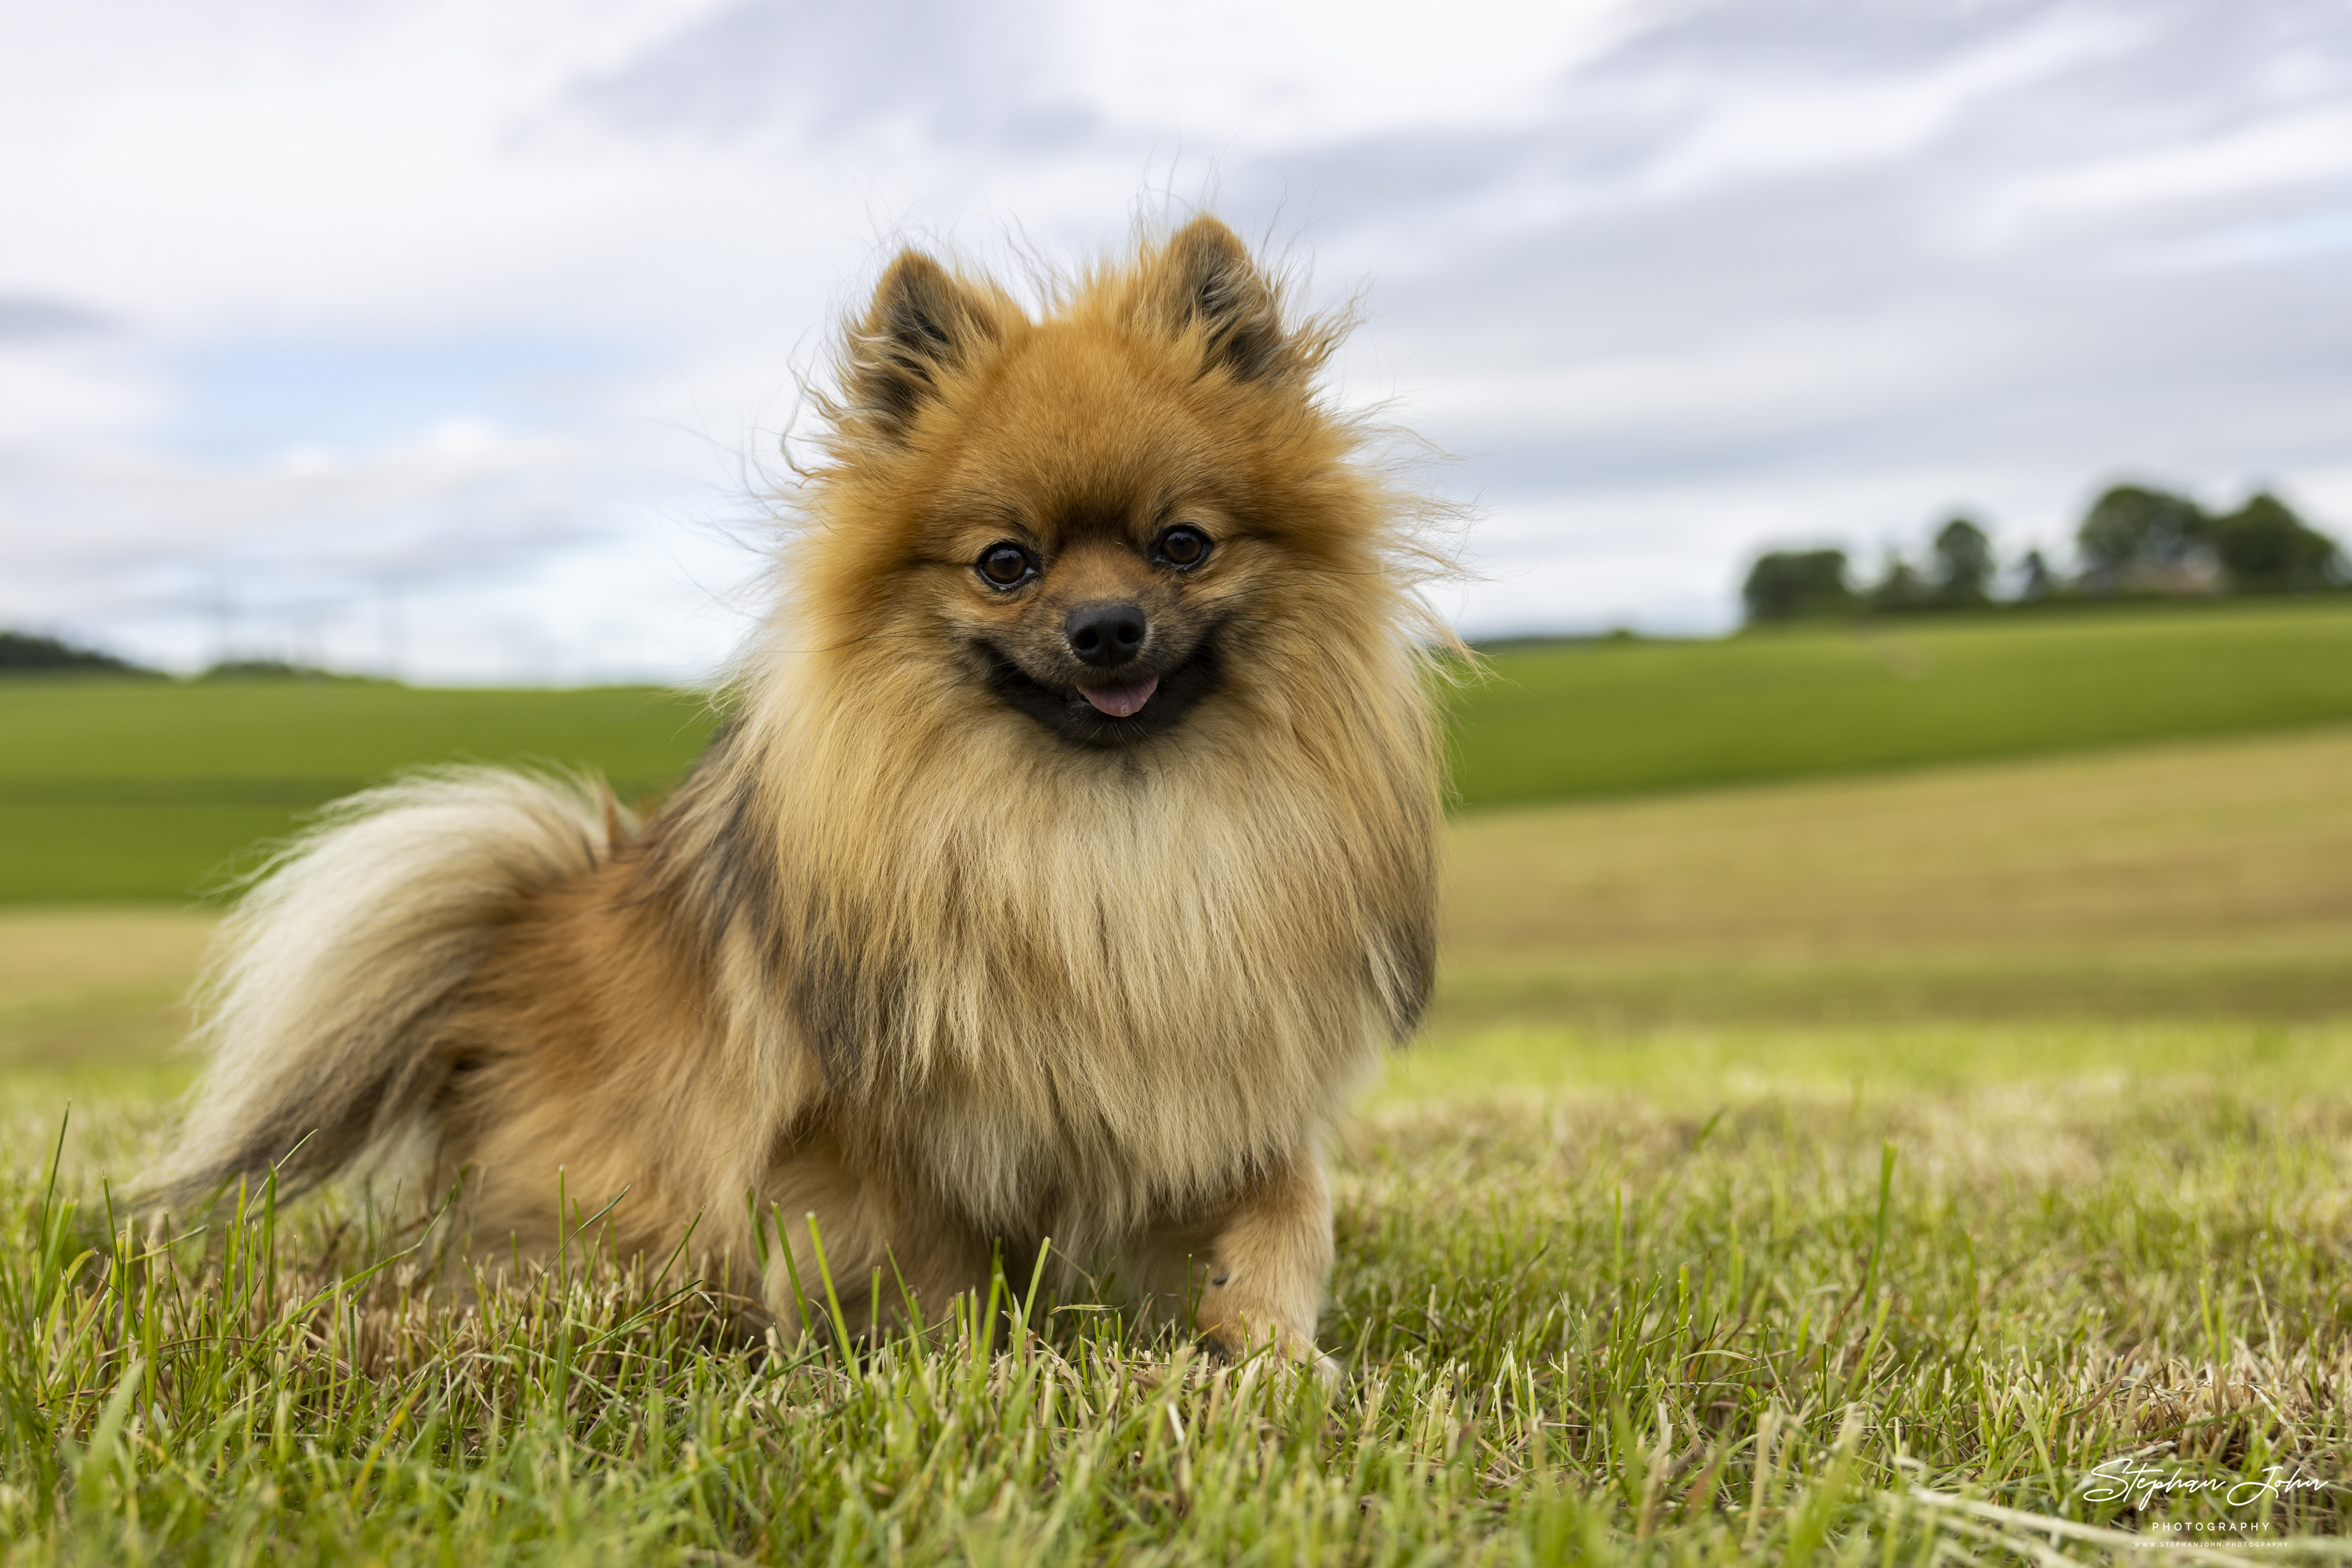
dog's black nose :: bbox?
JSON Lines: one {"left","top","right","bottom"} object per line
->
{"left": 1065, "top": 602, "right": 1148, "bottom": 668}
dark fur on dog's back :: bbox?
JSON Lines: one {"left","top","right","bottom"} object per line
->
{"left": 147, "top": 217, "right": 1450, "bottom": 1366}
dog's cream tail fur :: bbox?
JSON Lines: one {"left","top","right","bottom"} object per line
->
{"left": 146, "top": 767, "right": 620, "bottom": 1214}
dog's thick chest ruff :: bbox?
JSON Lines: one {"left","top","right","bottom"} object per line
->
{"left": 780, "top": 805, "right": 1418, "bottom": 1232}
{"left": 854, "top": 962, "right": 1390, "bottom": 1235}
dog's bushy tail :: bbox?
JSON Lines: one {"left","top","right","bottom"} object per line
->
{"left": 143, "top": 768, "right": 622, "bottom": 1215}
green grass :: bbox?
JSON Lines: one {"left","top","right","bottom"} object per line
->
{"left": 5, "top": 688, "right": 2351, "bottom": 1558}
{"left": 0, "top": 681, "right": 718, "bottom": 903}
{"left": 2, "top": 1025, "right": 2347, "bottom": 1563}
{"left": 1450, "top": 599, "right": 2352, "bottom": 807}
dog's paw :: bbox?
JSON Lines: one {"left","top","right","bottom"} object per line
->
{"left": 1196, "top": 1327, "right": 1340, "bottom": 1393}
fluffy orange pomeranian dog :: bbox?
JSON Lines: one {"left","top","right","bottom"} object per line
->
{"left": 147, "top": 216, "right": 1446, "bottom": 1368}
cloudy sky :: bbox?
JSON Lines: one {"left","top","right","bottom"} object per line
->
{"left": 4, "top": 0, "right": 2348, "bottom": 683}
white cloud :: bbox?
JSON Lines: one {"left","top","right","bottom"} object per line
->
{"left": 1075, "top": 0, "right": 1641, "bottom": 147}
{"left": 1970, "top": 103, "right": 2352, "bottom": 250}
{"left": 1624, "top": 8, "right": 2142, "bottom": 201}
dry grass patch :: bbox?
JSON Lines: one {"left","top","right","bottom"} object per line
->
{"left": 0, "top": 909, "right": 213, "bottom": 1071}
{"left": 1441, "top": 726, "right": 2352, "bottom": 1025}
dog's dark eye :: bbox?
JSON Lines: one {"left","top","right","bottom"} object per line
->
{"left": 1156, "top": 526, "right": 1212, "bottom": 570}
{"left": 976, "top": 543, "right": 1036, "bottom": 588}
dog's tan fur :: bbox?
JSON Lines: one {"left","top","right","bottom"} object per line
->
{"left": 148, "top": 218, "right": 1446, "bottom": 1365}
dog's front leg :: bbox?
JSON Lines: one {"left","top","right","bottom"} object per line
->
{"left": 1184, "top": 1152, "right": 1337, "bottom": 1373}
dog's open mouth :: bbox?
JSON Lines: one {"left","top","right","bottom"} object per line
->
{"left": 980, "top": 636, "right": 1220, "bottom": 747}
{"left": 1077, "top": 675, "right": 1159, "bottom": 717}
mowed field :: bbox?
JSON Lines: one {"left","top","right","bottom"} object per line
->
{"left": 10, "top": 720, "right": 2352, "bottom": 1076}
{"left": 1434, "top": 723, "right": 2352, "bottom": 1033}
{"left": 5, "top": 603, "right": 2352, "bottom": 1562}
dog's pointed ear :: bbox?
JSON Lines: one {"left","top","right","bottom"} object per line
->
{"left": 846, "top": 251, "right": 997, "bottom": 436}
{"left": 1149, "top": 217, "right": 1292, "bottom": 383}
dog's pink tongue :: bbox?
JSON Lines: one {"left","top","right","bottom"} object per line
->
{"left": 1078, "top": 674, "right": 1159, "bottom": 717}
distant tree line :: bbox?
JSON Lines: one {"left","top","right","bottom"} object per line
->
{"left": 0, "top": 630, "right": 372, "bottom": 681}
{"left": 0, "top": 630, "right": 160, "bottom": 675}
{"left": 1743, "top": 484, "right": 2344, "bottom": 625}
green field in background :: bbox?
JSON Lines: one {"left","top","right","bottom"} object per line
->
{"left": 0, "top": 682, "right": 719, "bottom": 902}
{"left": 7, "top": 601, "right": 2352, "bottom": 902}
{"left": 1450, "top": 598, "right": 2352, "bottom": 805}
{"left": 0, "top": 678, "right": 717, "bottom": 789}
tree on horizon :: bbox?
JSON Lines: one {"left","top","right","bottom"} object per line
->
{"left": 1930, "top": 517, "right": 1994, "bottom": 605}
{"left": 2208, "top": 492, "right": 2342, "bottom": 592}
{"left": 1741, "top": 549, "right": 1857, "bottom": 622}
{"left": 0, "top": 630, "right": 157, "bottom": 675}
